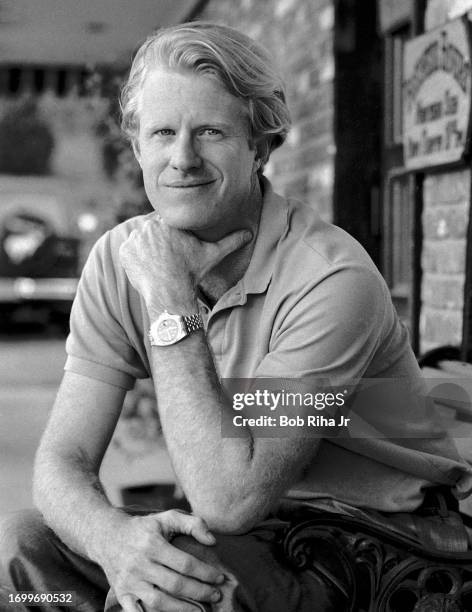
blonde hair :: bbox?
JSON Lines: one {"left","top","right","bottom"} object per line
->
{"left": 120, "top": 21, "right": 291, "bottom": 169}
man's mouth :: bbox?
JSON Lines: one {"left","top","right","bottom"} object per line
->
{"left": 164, "top": 180, "right": 216, "bottom": 188}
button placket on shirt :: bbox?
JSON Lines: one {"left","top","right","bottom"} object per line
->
{"left": 201, "top": 283, "right": 247, "bottom": 370}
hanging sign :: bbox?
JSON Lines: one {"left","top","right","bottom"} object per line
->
{"left": 403, "top": 17, "right": 472, "bottom": 169}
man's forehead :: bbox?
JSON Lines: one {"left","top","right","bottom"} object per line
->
{"left": 138, "top": 66, "right": 248, "bottom": 122}
{"left": 141, "top": 66, "right": 227, "bottom": 98}
{"left": 144, "top": 63, "right": 218, "bottom": 82}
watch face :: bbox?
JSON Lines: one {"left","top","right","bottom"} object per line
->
{"left": 157, "top": 318, "right": 179, "bottom": 343}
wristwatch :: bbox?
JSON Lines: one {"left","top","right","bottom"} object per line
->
{"left": 148, "top": 310, "right": 204, "bottom": 346}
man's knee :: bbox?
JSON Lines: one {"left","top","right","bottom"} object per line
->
{"left": 0, "top": 509, "right": 53, "bottom": 582}
{"left": 171, "top": 533, "right": 258, "bottom": 611}
{"left": 171, "top": 534, "right": 230, "bottom": 574}
{"left": 1, "top": 509, "right": 51, "bottom": 557}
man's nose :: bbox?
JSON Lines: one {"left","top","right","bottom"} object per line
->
{"left": 169, "top": 133, "right": 202, "bottom": 172}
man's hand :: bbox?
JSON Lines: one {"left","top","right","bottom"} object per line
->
{"left": 118, "top": 216, "right": 252, "bottom": 316}
{"left": 94, "top": 509, "right": 225, "bottom": 612}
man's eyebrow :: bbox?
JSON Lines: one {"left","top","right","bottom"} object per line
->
{"left": 196, "top": 121, "right": 233, "bottom": 130}
{"left": 143, "top": 120, "right": 233, "bottom": 129}
{"left": 142, "top": 119, "right": 246, "bottom": 136}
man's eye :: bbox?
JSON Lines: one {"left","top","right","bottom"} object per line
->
{"left": 154, "top": 129, "right": 174, "bottom": 137}
{"left": 200, "top": 128, "right": 222, "bottom": 137}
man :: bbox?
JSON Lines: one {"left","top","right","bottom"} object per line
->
{"left": 1, "top": 21, "right": 471, "bottom": 612}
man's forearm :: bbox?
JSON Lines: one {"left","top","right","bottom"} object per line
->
{"left": 151, "top": 331, "right": 275, "bottom": 532}
{"left": 32, "top": 371, "right": 128, "bottom": 562}
{"left": 33, "top": 448, "right": 126, "bottom": 562}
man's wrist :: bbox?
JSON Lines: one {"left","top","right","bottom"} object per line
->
{"left": 147, "top": 302, "right": 199, "bottom": 321}
{"left": 146, "top": 289, "right": 198, "bottom": 321}
{"left": 84, "top": 507, "right": 128, "bottom": 564}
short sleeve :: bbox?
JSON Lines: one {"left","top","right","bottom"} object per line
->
{"left": 65, "top": 230, "right": 148, "bottom": 389}
{"left": 255, "top": 265, "right": 388, "bottom": 383}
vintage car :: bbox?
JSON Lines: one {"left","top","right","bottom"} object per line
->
{"left": 0, "top": 175, "right": 102, "bottom": 325}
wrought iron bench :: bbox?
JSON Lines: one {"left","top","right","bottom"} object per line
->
{"left": 283, "top": 507, "right": 472, "bottom": 611}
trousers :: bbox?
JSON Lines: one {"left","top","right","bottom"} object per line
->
{"left": 0, "top": 509, "right": 346, "bottom": 612}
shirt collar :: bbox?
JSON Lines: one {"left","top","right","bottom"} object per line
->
{"left": 237, "top": 176, "right": 288, "bottom": 298}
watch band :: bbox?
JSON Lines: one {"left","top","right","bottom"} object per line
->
{"left": 183, "top": 313, "right": 204, "bottom": 334}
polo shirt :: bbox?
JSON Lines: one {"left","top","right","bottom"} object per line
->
{"left": 65, "top": 179, "right": 472, "bottom": 512}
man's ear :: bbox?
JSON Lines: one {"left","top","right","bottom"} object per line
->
{"left": 253, "top": 137, "right": 268, "bottom": 169}
{"left": 253, "top": 157, "right": 262, "bottom": 173}
{"left": 132, "top": 140, "right": 142, "bottom": 167}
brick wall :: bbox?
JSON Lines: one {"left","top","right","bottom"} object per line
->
{"left": 196, "top": 0, "right": 335, "bottom": 220}
{"left": 419, "top": 0, "right": 472, "bottom": 352}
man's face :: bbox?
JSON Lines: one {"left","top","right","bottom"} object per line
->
{"left": 134, "top": 67, "right": 259, "bottom": 240}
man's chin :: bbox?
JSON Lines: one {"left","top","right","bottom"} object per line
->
{"left": 159, "top": 216, "right": 225, "bottom": 242}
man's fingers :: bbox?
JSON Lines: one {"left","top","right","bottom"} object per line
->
{"left": 196, "top": 228, "right": 253, "bottom": 278}
{"left": 142, "top": 561, "right": 222, "bottom": 604}
{"left": 187, "top": 516, "right": 217, "bottom": 545}
{"left": 119, "top": 593, "right": 145, "bottom": 612}
{"left": 155, "top": 538, "right": 224, "bottom": 585}
{"left": 159, "top": 510, "right": 216, "bottom": 545}
{"left": 135, "top": 584, "right": 202, "bottom": 612}
{"left": 213, "top": 229, "right": 253, "bottom": 261}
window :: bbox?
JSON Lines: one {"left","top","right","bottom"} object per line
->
{"left": 0, "top": 66, "right": 90, "bottom": 98}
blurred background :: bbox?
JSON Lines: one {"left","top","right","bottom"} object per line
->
{"left": 0, "top": 0, "right": 203, "bottom": 513}
{"left": 1, "top": 0, "right": 472, "bottom": 514}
